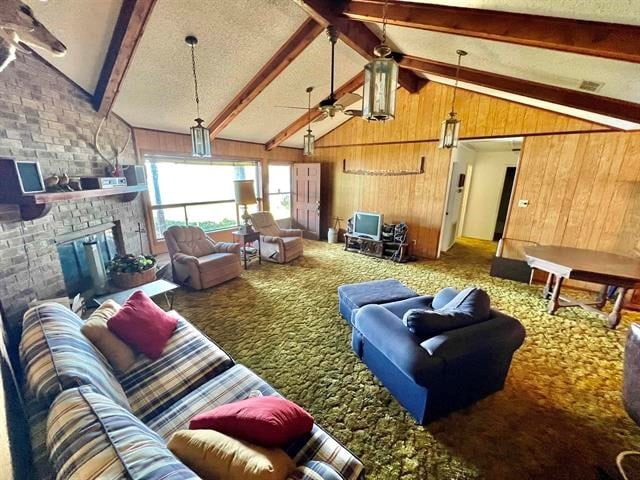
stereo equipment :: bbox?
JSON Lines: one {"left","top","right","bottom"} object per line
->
{"left": 122, "top": 164, "right": 147, "bottom": 186}
{"left": 0, "top": 158, "right": 46, "bottom": 198}
{"left": 80, "top": 176, "right": 127, "bottom": 190}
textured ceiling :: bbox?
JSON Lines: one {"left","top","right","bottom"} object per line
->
{"left": 112, "top": 0, "right": 308, "bottom": 133}
{"left": 220, "top": 35, "right": 365, "bottom": 145}
{"left": 25, "top": 0, "right": 121, "bottom": 93}
{"left": 408, "top": 0, "right": 640, "bottom": 25}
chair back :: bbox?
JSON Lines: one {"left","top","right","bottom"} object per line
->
{"left": 624, "top": 323, "right": 640, "bottom": 426}
{"left": 164, "top": 226, "right": 216, "bottom": 259}
{"left": 250, "top": 211, "right": 282, "bottom": 237}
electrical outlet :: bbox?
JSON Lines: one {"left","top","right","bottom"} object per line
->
{"left": 518, "top": 199, "right": 529, "bottom": 208}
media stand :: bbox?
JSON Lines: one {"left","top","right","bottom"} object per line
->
{"left": 344, "top": 233, "right": 409, "bottom": 262}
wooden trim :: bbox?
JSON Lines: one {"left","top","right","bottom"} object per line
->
{"left": 344, "top": 0, "right": 640, "bottom": 63}
{"left": 208, "top": 18, "right": 323, "bottom": 138}
{"left": 293, "top": 0, "right": 426, "bottom": 93}
{"left": 265, "top": 72, "right": 365, "bottom": 150}
{"left": 398, "top": 54, "right": 640, "bottom": 125}
{"left": 93, "top": 0, "right": 157, "bottom": 114}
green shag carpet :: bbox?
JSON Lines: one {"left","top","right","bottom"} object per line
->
{"left": 172, "top": 238, "right": 640, "bottom": 480}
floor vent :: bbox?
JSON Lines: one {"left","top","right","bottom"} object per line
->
{"left": 578, "top": 80, "right": 604, "bottom": 93}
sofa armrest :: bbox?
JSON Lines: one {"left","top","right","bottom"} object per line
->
{"left": 280, "top": 228, "right": 303, "bottom": 237}
{"left": 212, "top": 241, "right": 241, "bottom": 254}
{"left": 354, "top": 304, "right": 444, "bottom": 386}
{"left": 261, "top": 235, "right": 284, "bottom": 245}
{"left": 173, "top": 252, "right": 198, "bottom": 265}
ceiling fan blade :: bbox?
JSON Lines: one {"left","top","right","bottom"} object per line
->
{"left": 275, "top": 105, "right": 308, "bottom": 110}
{"left": 336, "top": 92, "right": 362, "bottom": 108}
{"left": 343, "top": 109, "right": 363, "bottom": 117}
{"left": 313, "top": 112, "right": 329, "bottom": 123}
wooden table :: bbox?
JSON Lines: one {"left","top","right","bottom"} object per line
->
{"left": 232, "top": 230, "right": 262, "bottom": 270}
{"left": 94, "top": 279, "right": 179, "bottom": 310}
{"left": 524, "top": 246, "right": 640, "bottom": 328}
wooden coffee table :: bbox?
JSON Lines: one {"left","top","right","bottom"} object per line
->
{"left": 524, "top": 245, "right": 640, "bottom": 328}
{"left": 94, "top": 279, "right": 179, "bottom": 310}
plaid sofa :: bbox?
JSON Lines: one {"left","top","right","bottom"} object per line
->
{"left": 19, "top": 303, "right": 364, "bottom": 480}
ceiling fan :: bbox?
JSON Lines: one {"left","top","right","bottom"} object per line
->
{"left": 275, "top": 26, "right": 363, "bottom": 122}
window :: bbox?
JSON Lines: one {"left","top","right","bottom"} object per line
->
{"left": 145, "top": 156, "right": 261, "bottom": 240}
{"left": 268, "top": 164, "right": 291, "bottom": 221}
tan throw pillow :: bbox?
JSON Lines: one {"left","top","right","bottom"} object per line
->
{"left": 81, "top": 300, "right": 136, "bottom": 374}
{"left": 168, "top": 429, "right": 295, "bottom": 480}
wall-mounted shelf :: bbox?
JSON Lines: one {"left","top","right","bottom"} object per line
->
{"left": 4, "top": 185, "right": 147, "bottom": 221}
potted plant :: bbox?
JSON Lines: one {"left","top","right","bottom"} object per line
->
{"left": 107, "top": 254, "right": 157, "bottom": 289}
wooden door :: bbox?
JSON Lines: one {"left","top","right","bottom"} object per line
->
{"left": 292, "top": 163, "right": 321, "bottom": 240}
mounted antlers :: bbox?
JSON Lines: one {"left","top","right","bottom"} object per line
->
{"left": 94, "top": 115, "right": 132, "bottom": 176}
{"left": 0, "top": 0, "right": 67, "bottom": 72}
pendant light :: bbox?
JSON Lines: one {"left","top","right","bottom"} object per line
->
{"left": 303, "top": 86, "right": 315, "bottom": 156}
{"left": 186, "top": 35, "right": 211, "bottom": 157}
{"left": 438, "top": 49, "right": 467, "bottom": 149}
{"left": 362, "top": 0, "right": 399, "bottom": 122}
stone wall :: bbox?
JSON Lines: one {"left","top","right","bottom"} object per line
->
{"left": 0, "top": 52, "right": 148, "bottom": 326}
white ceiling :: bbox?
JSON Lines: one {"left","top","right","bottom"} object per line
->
{"left": 463, "top": 137, "right": 523, "bottom": 152}
{"left": 26, "top": 0, "right": 122, "bottom": 93}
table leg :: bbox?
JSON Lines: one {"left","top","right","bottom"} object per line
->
{"left": 258, "top": 238, "right": 262, "bottom": 265}
{"left": 547, "top": 275, "right": 564, "bottom": 315}
{"left": 164, "top": 292, "right": 175, "bottom": 310}
{"left": 243, "top": 242, "right": 248, "bottom": 270}
{"left": 608, "top": 288, "right": 627, "bottom": 329}
{"left": 596, "top": 284, "right": 608, "bottom": 309}
{"left": 543, "top": 272, "right": 555, "bottom": 300}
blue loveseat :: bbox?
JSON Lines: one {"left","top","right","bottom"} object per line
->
{"left": 351, "top": 289, "right": 525, "bottom": 424}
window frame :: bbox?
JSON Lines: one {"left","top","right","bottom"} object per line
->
{"left": 267, "top": 162, "right": 293, "bottom": 221}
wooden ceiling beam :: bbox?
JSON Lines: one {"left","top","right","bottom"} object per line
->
{"left": 265, "top": 72, "right": 364, "bottom": 150}
{"left": 344, "top": 0, "right": 640, "bottom": 63}
{"left": 208, "top": 18, "right": 324, "bottom": 139}
{"left": 294, "top": 0, "right": 426, "bottom": 93}
{"left": 399, "top": 54, "right": 640, "bottom": 124}
{"left": 93, "top": 0, "right": 157, "bottom": 114}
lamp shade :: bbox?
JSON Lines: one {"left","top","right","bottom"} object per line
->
{"left": 363, "top": 56, "right": 399, "bottom": 122}
{"left": 234, "top": 180, "right": 257, "bottom": 205}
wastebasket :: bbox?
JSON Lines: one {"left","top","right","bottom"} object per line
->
{"left": 328, "top": 228, "right": 338, "bottom": 244}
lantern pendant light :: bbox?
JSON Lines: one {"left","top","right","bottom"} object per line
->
{"left": 186, "top": 35, "right": 211, "bottom": 157}
{"left": 362, "top": 0, "right": 399, "bottom": 122}
{"left": 303, "top": 86, "right": 315, "bottom": 156}
{"left": 439, "top": 49, "right": 467, "bottom": 149}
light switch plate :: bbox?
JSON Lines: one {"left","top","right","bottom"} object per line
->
{"left": 518, "top": 199, "right": 529, "bottom": 207}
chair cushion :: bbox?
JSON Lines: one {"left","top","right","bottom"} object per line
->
{"left": 19, "top": 303, "right": 130, "bottom": 411}
{"left": 108, "top": 291, "right": 178, "bottom": 360}
{"left": 168, "top": 429, "right": 296, "bottom": 480}
{"left": 165, "top": 225, "right": 217, "bottom": 258}
{"left": 190, "top": 396, "right": 314, "bottom": 447}
{"left": 439, "top": 287, "right": 491, "bottom": 320}
{"left": 47, "top": 387, "right": 197, "bottom": 480}
{"left": 431, "top": 287, "right": 460, "bottom": 310}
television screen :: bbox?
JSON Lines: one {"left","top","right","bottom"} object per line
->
{"left": 353, "top": 212, "right": 383, "bottom": 240}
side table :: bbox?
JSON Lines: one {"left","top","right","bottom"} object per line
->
{"left": 232, "top": 230, "right": 262, "bottom": 270}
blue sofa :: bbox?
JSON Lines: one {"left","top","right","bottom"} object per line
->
{"left": 351, "top": 291, "right": 525, "bottom": 424}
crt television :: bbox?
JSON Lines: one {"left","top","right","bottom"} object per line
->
{"left": 353, "top": 211, "right": 383, "bottom": 241}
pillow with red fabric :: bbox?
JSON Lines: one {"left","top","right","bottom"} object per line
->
{"left": 107, "top": 290, "right": 177, "bottom": 360}
{"left": 190, "top": 396, "right": 314, "bottom": 447}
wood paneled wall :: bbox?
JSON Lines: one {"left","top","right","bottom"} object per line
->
{"left": 312, "top": 82, "right": 610, "bottom": 258}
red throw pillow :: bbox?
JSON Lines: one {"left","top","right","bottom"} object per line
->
{"left": 189, "top": 396, "right": 314, "bottom": 447}
{"left": 107, "top": 291, "right": 177, "bottom": 360}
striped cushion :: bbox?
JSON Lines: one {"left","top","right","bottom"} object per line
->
{"left": 19, "top": 303, "right": 130, "bottom": 410}
{"left": 288, "top": 461, "right": 347, "bottom": 480}
{"left": 23, "top": 392, "right": 53, "bottom": 480}
{"left": 119, "top": 314, "right": 234, "bottom": 424}
{"left": 47, "top": 386, "right": 197, "bottom": 480}
{"left": 148, "top": 364, "right": 364, "bottom": 480}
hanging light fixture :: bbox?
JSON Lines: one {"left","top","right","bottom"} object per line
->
{"left": 185, "top": 35, "right": 211, "bottom": 157}
{"left": 303, "top": 86, "right": 315, "bottom": 156}
{"left": 362, "top": 0, "right": 399, "bottom": 122}
{"left": 439, "top": 49, "right": 468, "bottom": 149}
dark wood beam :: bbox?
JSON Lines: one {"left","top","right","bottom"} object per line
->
{"left": 399, "top": 54, "right": 640, "bottom": 124}
{"left": 294, "top": 0, "right": 426, "bottom": 93}
{"left": 265, "top": 72, "right": 364, "bottom": 150}
{"left": 93, "top": 0, "right": 157, "bottom": 114}
{"left": 345, "top": 0, "right": 640, "bottom": 63}
{"left": 208, "top": 18, "right": 324, "bottom": 138}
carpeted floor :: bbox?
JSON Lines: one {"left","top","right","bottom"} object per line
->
{"left": 173, "top": 238, "right": 640, "bottom": 480}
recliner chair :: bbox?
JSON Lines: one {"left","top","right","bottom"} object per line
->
{"left": 163, "top": 226, "right": 242, "bottom": 290}
{"left": 249, "top": 211, "right": 303, "bottom": 263}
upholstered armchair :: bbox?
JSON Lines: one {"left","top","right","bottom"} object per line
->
{"left": 249, "top": 211, "right": 303, "bottom": 264}
{"left": 164, "top": 226, "right": 242, "bottom": 290}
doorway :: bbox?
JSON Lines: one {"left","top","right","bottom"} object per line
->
{"left": 440, "top": 137, "right": 522, "bottom": 253}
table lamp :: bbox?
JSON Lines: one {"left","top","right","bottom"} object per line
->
{"left": 234, "top": 180, "right": 257, "bottom": 234}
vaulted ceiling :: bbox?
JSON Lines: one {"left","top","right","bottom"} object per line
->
{"left": 25, "top": 0, "right": 640, "bottom": 149}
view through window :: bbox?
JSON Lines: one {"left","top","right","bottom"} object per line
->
{"left": 146, "top": 157, "right": 261, "bottom": 239}
{"left": 268, "top": 164, "right": 291, "bottom": 220}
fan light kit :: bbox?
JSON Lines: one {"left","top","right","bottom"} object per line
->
{"left": 439, "top": 49, "right": 468, "bottom": 149}
{"left": 303, "top": 86, "right": 315, "bottom": 156}
{"left": 186, "top": 35, "right": 211, "bottom": 157}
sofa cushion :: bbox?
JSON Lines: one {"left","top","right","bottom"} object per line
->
{"left": 288, "top": 461, "right": 347, "bottom": 480}
{"left": 381, "top": 295, "right": 434, "bottom": 319}
{"left": 47, "top": 386, "right": 197, "bottom": 480}
{"left": 439, "top": 287, "right": 491, "bottom": 320}
{"left": 119, "top": 313, "right": 234, "bottom": 424}
{"left": 431, "top": 287, "right": 460, "bottom": 310}
{"left": 190, "top": 396, "right": 314, "bottom": 447}
{"left": 168, "top": 429, "right": 296, "bottom": 480}
{"left": 19, "top": 303, "right": 130, "bottom": 411}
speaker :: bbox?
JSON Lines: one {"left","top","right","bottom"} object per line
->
{"left": 122, "top": 165, "right": 147, "bottom": 186}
